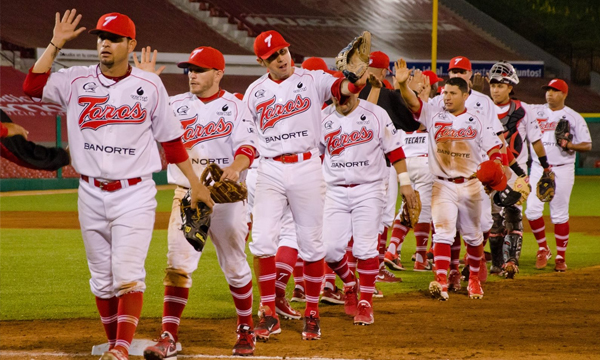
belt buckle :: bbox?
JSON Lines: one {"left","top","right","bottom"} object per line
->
{"left": 97, "top": 180, "right": 110, "bottom": 191}
{"left": 280, "top": 153, "right": 294, "bottom": 163}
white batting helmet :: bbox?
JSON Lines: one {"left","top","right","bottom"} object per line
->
{"left": 489, "top": 61, "right": 519, "bottom": 85}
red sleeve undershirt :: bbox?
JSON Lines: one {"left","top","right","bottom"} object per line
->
{"left": 161, "top": 138, "right": 189, "bottom": 164}
{"left": 413, "top": 98, "right": 424, "bottom": 118}
{"left": 1, "top": 123, "right": 8, "bottom": 138}
{"left": 23, "top": 67, "right": 51, "bottom": 98}
{"left": 386, "top": 147, "right": 406, "bottom": 164}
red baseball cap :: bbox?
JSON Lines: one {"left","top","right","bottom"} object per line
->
{"left": 177, "top": 47, "right": 225, "bottom": 71}
{"left": 448, "top": 56, "right": 472, "bottom": 71}
{"left": 89, "top": 13, "right": 136, "bottom": 39}
{"left": 476, "top": 160, "right": 507, "bottom": 191}
{"left": 302, "top": 57, "right": 340, "bottom": 75}
{"left": 368, "top": 51, "right": 391, "bottom": 71}
{"left": 542, "top": 79, "right": 568, "bottom": 94}
{"left": 423, "top": 70, "right": 444, "bottom": 84}
{"left": 254, "top": 30, "right": 290, "bottom": 59}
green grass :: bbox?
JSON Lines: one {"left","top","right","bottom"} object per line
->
{"left": 0, "top": 176, "right": 599, "bottom": 320}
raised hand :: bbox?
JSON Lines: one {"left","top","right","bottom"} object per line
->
{"left": 52, "top": 9, "right": 86, "bottom": 48}
{"left": 133, "top": 46, "right": 166, "bottom": 75}
{"left": 471, "top": 72, "right": 488, "bottom": 92}
{"left": 394, "top": 59, "right": 410, "bottom": 85}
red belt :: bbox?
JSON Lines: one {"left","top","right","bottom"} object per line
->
{"left": 338, "top": 184, "right": 359, "bottom": 188}
{"left": 270, "top": 151, "right": 312, "bottom": 163}
{"left": 81, "top": 175, "right": 142, "bottom": 192}
{"left": 437, "top": 176, "right": 466, "bottom": 184}
{"left": 417, "top": 154, "right": 428, "bottom": 157}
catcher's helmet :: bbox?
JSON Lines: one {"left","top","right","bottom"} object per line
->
{"left": 489, "top": 61, "right": 519, "bottom": 85}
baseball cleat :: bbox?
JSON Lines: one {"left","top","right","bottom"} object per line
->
{"left": 320, "top": 286, "right": 345, "bottom": 305}
{"left": 373, "top": 285, "right": 384, "bottom": 298}
{"left": 232, "top": 324, "right": 255, "bottom": 356}
{"left": 554, "top": 257, "right": 567, "bottom": 272}
{"left": 143, "top": 331, "right": 177, "bottom": 360}
{"left": 301, "top": 313, "right": 321, "bottom": 340}
{"left": 384, "top": 251, "right": 405, "bottom": 271}
{"left": 353, "top": 300, "right": 374, "bottom": 325}
{"left": 413, "top": 259, "right": 432, "bottom": 272}
{"left": 254, "top": 306, "right": 281, "bottom": 341}
{"left": 291, "top": 287, "right": 306, "bottom": 302}
{"left": 275, "top": 296, "right": 301, "bottom": 320}
{"left": 376, "top": 267, "right": 402, "bottom": 283}
{"left": 503, "top": 260, "right": 519, "bottom": 279}
{"left": 489, "top": 264, "right": 503, "bottom": 275}
{"left": 467, "top": 278, "right": 484, "bottom": 299}
{"left": 343, "top": 284, "right": 358, "bottom": 316}
{"left": 102, "top": 348, "right": 129, "bottom": 360}
{"left": 448, "top": 269, "right": 461, "bottom": 292}
{"left": 535, "top": 248, "right": 552, "bottom": 269}
{"left": 429, "top": 281, "right": 449, "bottom": 301}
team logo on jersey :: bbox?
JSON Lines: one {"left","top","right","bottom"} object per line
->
{"left": 324, "top": 120, "right": 334, "bottom": 129}
{"left": 177, "top": 105, "right": 190, "bottom": 115}
{"left": 468, "top": 117, "right": 474, "bottom": 122}
{"left": 294, "top": 81, "right": 307, "bottom": 93}
{"left": 433, "top": 122, "right": 477, "bottom": 142}
{"left": 255, "top": 89, "right": 266, "bottom": 98}
{"left": 131, "top": 87, "right": 148, "bottom": 102}
{"left": 180, "top": 115, "right": 234, "bottom": 148}
{"left": 222, "top": 104, "right": 229, "bottom": 112}
{"left": 83, "top": 82, "right": 98, "bottom": 93}
{"left": 535, "top": 118, "right": 556, "bottom": 133}
{"left": 78, "top": 96, "right": 147, "bottom": 130}
{"left": 324, "top": 126, "right": 374, "bottom": 156}
{"left": 385, "top": 122, "right": 398, "bottom": 135}
{"left": 256, "top": 95, "right": 311, "bottom": 131}
{"left": 360, "top": 114, "right": 366, "bottom": 121}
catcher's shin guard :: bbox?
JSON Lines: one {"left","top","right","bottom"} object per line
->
{"left": 489, "top": 213, "right": 505, "bottom": 271}
{"left": 502, "top": 206, "right": 523, "bottom": 265}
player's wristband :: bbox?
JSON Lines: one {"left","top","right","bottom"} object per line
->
{"left": 509, "top": 162, "right": 526, "bottom": 177}
{"left": 501, "top": 153, "right": 509, "bottom": 166}
{"left": 489, "top": 152, "right": 502, "bottom": 163}
{"left": 398, "top": 172, "right": 410, "bottom": 186}
{"left": 538, "top": 155, "right": 550, "bottom": 170}
{"left": 234, "top": 146, "right": 256, "bottom": 167}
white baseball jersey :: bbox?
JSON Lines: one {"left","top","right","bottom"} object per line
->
{"left": 432, "top": 89, "right": 504, "bottom": 135}
{"left": 495, "top": 100, "right": 543, "bottom": 166}
{"left": 529, "top": 104, "right": 592, "bottom": 165}
{"left": 416, "top": 101, "right": 501, "bottom": 178}
{"left": 243, "top": 68, "right": 337, "bottom": 157}
{"left": 167, "top": 91, "right": 258, "bottom": 187}
{"left": 402, "top": 130, "right": 428, "bottom": 157}
{"left": 320, "top": 100, "right": 404, "bottom": 185}
{"left": 41, "top": 65, "right": 182, "bottom": 179}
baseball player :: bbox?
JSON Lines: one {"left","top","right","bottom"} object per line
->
{"left": 525, "top": 79, "right": 592, "bottom": 272}
{"left": 359, "top": 51, "right": 420, "bottom": 281}
{"left": 396, "top": 59, "right": 506, "bottom": 301}
{"left": 22, "top": 10, "right": 212, "bottom": 360}
{"left": 432, "top": 56, "right": 507, "bottom": 286}
{"left": 137, "top": 46, "right": 259, "bottom": 358}
{"left": 487, "top": 61, "right": 551, "bottom": 278}
{"left": 384, "top": 70, "right": 442, "bottom": 272}
{"left": 321, "top": 90, "right": 415, "bottom": 325}
{"left": 243, "top": 30, "right": 369, "bottom": 341}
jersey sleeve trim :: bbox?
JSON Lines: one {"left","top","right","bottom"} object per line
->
{"left": 23, "top": 67, "right": 51, "bottom": 98}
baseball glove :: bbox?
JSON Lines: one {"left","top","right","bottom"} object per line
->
{"left": 536, "top": 169, "right": 555, "bottom": 202}
{"left": 400, "top": 190, "right": 421, "bottom": 228}
{"left": 493, "top": 185, "right": 522, "bottom": 208}
{"left": 554, "top": 119, "right": 573, "bottom": 151}
{"left": 180, "top": 189, "right": 212, "bottom": 252}
{"left": 513, "top": 175, "right": 531, "bottom": 206}
{"left": 201, "top": 163, "right": 248, "bottom": 203}
{"left": 335, "top": 31, "right": 371, "bottom": 83}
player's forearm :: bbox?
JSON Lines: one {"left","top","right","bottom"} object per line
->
{"left": 397, "top": 82, "right": 420, "bottom": 113}
{"left": 175, "top": 159, "right": 202, "bottom": 186}
{"left": 230, "top": 154, "right": 251, "bottom": 173}
{"left": 566, "top": 141, "right": 592, "bottom": 152}
{"left": 532, "top": 140, "right": 547, "bottom": 159}
{"left": 32, "top": 42, "right": 63, "bottom": 73}
{"left": 392, "top": 159, "right": 409, "bottom": 179}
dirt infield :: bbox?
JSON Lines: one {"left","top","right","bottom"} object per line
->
{"left": 1, "top": 266, "right": 599, "bottom": 360}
